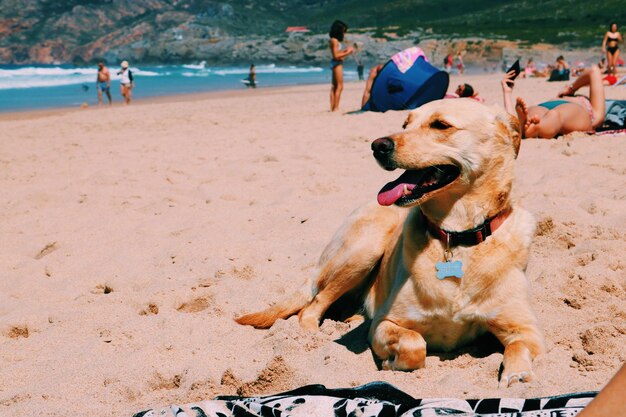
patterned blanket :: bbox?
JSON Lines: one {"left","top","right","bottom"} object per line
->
{"left": 132, "top": 381, "right": 596, "bottom": 417}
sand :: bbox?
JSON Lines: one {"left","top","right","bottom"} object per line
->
{"left": 1, "top": 75, "right": 625, "bottom": 416}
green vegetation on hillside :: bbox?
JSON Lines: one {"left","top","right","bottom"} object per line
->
{"left": 253, "top": 0, "right": 624, "bottom": 46}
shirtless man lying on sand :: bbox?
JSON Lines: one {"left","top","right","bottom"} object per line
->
{"left": 502, "top": 65, "right": 605, "bottom": 138}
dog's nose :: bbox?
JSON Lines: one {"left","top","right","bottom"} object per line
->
{"left": 371, "top": 137, "right": 395, "bottom": 160}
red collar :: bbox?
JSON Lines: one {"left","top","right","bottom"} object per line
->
{"left": 426, "top": 207, "right": 512, "bottom": 247}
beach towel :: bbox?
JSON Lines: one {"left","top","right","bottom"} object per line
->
{"left": 132, "top": 381, "right": 597, "bottom": 417}
{"left": 596, "top": 100, "right": 626, "bottom": 132}
{"left": 362, "top": 47, "right": 449, "bottom": 112}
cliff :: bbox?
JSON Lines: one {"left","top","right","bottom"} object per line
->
{"left": 0, "top": 0, "right": 617, "bottom": 65}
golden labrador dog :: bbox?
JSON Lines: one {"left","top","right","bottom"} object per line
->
{"left": 236, "top": 99, "right": 544, "bottom": 387}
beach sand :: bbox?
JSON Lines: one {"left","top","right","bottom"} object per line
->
{"left": 1, "top": 75, "right": 625, "bottom": 416}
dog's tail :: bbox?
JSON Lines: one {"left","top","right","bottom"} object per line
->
{"left": 235, "top": 284, "right": 312, "bottom": 329}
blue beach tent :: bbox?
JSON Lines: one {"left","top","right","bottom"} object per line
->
{"left": 362, "top": 48, "right": 449, "bottom": 112}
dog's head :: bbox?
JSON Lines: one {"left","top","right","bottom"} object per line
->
{"left": 372, "top": 99, "right": 520, "bottom": 212}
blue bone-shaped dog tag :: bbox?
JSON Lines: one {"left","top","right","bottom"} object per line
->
{"left": 436, "top": 260, "right": 464, "bottom": 279}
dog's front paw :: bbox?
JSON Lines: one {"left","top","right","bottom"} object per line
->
{"left": 381, "top": 354, "right": 426, "bottom": 371}
{"left": 499, "top": 340, "right": 537, "bottom": 388}
{"left": 499, "top": 370, "right": 534, "bottom": 388}
{"left": 298, "top": 313, "right": 320, "bottom": 332}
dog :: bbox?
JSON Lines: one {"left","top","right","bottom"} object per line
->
{"left": 236, "top": 99, "right": 544, "bottom": 387}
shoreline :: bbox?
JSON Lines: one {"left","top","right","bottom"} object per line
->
{"left": 0, "top": 81, "right": 334, "bottom": 121}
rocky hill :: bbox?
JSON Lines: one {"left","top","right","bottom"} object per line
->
{"left": 0, "top": 0, "right": 621, "bottom": 65}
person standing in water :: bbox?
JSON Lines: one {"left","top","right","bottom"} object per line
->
{"left": 96, "top": 62, "right": 112, "bottom": 105}
{"left": 353, "top": 43, "right": 365, "bottom": 80}
{"left": 117, "top": 61, "right": 134, "bottom": 105}
{"left": 328, "top": 20, "right": 353, "bottom": 112}
{"left": 245, "top": 64, "right": 257, "bottom": 88}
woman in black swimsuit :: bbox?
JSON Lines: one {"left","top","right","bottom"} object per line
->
{"left": 328, "top": 20, "right": 354, "bottom": 112}
{"left": 602, "top": 22, "right": 622, "bottom": 75}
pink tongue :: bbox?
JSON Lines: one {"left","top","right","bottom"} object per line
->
{"left": 377, "top": 183, "right": 416, "bottom": 206}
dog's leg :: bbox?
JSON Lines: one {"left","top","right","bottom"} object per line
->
{"left": 490, "top": 322, "right": 544, "bottom": 387}
{"left": 500, "top": 340, "right": 536, "bottom": 386}
{"left": 370, "top": 319, "right": 427, "bottom": 371}
{"left": 236, "top": 203, "right": 401, "bottom": 330}
{"left": 299, "top": 203, "right": 402, "bottom": 331}
{"left": 298, "top": 258, "right": 378, "bottom": 331}
{"left": 488, "top": 299, "right": 545, "bottom": 387}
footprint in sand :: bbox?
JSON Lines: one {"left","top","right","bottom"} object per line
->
{"left": 580, "top": 325, "right": 623, "bottom": 357}
{"left": 242, "top": 172, "right": 257, "bottom": 182}
{"left": 219, "top": 194, "right": 238, "bottom": 201}
{"left": 176, "top": 297, "right": 210, "bottom": 313}
{"left": 92, "top": 284, "right": 113, "bottom": 294}
{"left": 558, "top": 234, "right": 577, "bottom": 249}
{"left": 534, "top": 217, "right": 555, "bottom": 237}
{"left": 571, "top": 351, "right": 595, "bottom": 371}
{"left": 139, "top": 303, "right": 159, "bottom": 316}
{"left": 34, "top": 242, "right": 58, "bottom": 260}
{"left": 221, "top": 356, "right": 295, "bottom": 397}
{"left": 189, "top": 379, "right": 220, "bottom": 399}
{"left": 232, "top": 265, "right": 255, "bottom": 280}
{"left": 5, "top": 325, "right": 30, "bottom": 339}
{"left": 563, "top": 297, "right": 582, "bottom": 310}
{"left": 99, "top": 329, "right": 113, "bottom": 343}
{"left": 306, "top": 182, "right": 340, "bottom": 196}
{"left": 576, "top": 251, "right": 598, "bottom": 267}
{"left": 149, "top": 371, "right": 183, "bottom": 391}
{"left": 608, "top": 259, "right": 625, "bottom": 271}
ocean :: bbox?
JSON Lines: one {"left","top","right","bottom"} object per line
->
{"left": 0, "top": 63, "right": 356, "bottom": 113}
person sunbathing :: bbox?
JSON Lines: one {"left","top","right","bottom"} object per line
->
{"left": 502, "top": 65, "right": 606, "bottom": 138}
{"left": 447, "top": 83, "right": 484, "bottom": 101}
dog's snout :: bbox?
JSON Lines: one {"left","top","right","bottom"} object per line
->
{"left": 371, "top": 137, "right": 395, "bottom": 159}
{"left": 371, "top": 137, "right": 397, "bottom": 170}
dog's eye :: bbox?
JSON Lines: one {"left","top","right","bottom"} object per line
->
{"left": 430, "top": 120, "right": 452, "bottom": 130}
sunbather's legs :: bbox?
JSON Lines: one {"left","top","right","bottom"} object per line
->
{"left": 565, "top": 66, "right": 605, "bottom": 127}
{"left": 515, "top": 97, "right": 559, "bottom": 139}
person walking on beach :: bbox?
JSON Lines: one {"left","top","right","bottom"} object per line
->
{"left": 328, "top": 20, "right": 353, "bottom": 112}
{"left": 602, "top": 23, "right": 622, "bottom": 75}
{"left": 502, "top": 65, "right": 605, "bottom": 139}
{"left": 117, "top": 61, "right": 134, "bottom": 105}
{"left": 96, "top": 62, "right": 112, "bottom": 105}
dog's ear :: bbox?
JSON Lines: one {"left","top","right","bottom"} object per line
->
{"left": 495, "top": 112, "right": 521, "bottom": 158}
